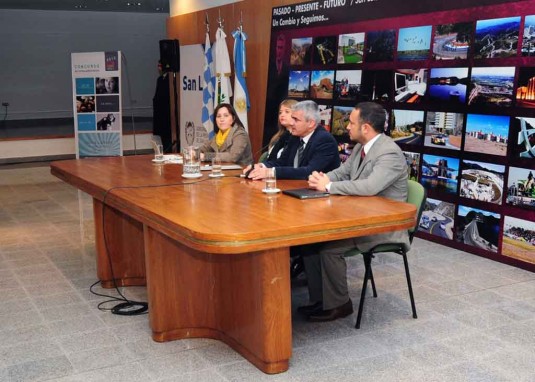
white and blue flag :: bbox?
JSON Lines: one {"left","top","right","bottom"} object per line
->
{"left": 232, "top": 27, "right": 250, "bottom": 131}
{"left": 201, "top": 32, "right": 215, "bottom": 138}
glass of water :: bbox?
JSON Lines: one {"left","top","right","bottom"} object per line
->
{"left": 264, "top": 168, "right": 277, "bottom": 192}
{"left": 212, "top": 154, "right": 222, "bottom": 176}
{"left": 155, "top": 144, "right": 164, "bottom": 161}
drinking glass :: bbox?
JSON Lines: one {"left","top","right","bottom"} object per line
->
{"left": 265, "top": 168, "right": 277, "bottom": 191}
{"left": 212, "top": 154, "right": 222, "bottom": 176}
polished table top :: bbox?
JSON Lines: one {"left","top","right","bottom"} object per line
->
{"left": 51, "top": 155, "right": 416, "bottom": 254}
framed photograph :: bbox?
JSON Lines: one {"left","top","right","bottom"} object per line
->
{"left": 418, "top": 197, "right": 455, "bottom": 240}
{"left": 522, "top": 15, "right": 535, "bottom": 57}
{"left": 424, "top": 111, "right": 463, "bottom": 151}
{"left": 464, "top": 114, "right": 509, "bottom": 157}
{"left": 310, "top": 70, "right": 335, "bottom": 100}
{"left": 290, "top": 37, "right": 312, "bottom": 66}
{"left": 428, "top": 67, "right": 469, "bottom": 105}
{"left": 312, "top": 36, "right": 337, "bottom": 65}
{"left": 390, "top": 109, "right": 424, "bottom": 146}
{"left": 432, "top": 22, "right": 473, "bottom": 60}
{"left": 394, "top": 68, "right": 428, "bottom": 103}
{"left": 365, "top": 29, "right": 395, "bottom": 62}
{"left": 334, "top": 70, "right": 362, "bottom": 101}
{"left": 515, "top": 67, "right": 535, "bottom": 108}
{"left": 468, "top": 66, "right": 515, "bottom": 107}
{"left": 455, "top": 205, "right": 500, "bottom": 253}
{"left": 337, "top": 33, "right": 365, "bottom": 64}
{"left": 474, "top": 16, "right": 521, "bottom": 59}
{"left": 506, "top": 166, "right": 535, "bottom": 210}
{"left": 459, "top": 160, "right": 505, "bottom": 204}
{"left": 403, "top": 151, "right": 420, "bottom": 181}
{"left": 288, "top": 71, "right": 310, "bottom": 98}
{"left": 360, "top": 70, "right": 393, "bottom": 102}
{"left": 397, "top": 25, "right": 432, "bottom": 61}
{"left": 511, "top": 116, "right": 535, "bottom": 159}
{"left": 503, "top": 216, "right": 535, "bottom": 264}
{"left": 318, "top": 104, "right": 333, "bottom": 132}
{"left": 332, "top": 105, "right": 353, "bottom": 137}
{"left": 421, "top": 154, "right": 460, "bottom": 195}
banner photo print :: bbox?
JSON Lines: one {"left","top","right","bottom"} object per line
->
{"left": 71, "top": 51, "right": 122, "bottom": 158}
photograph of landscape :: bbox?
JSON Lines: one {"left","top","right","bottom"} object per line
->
{"left": 291, "top": 37, "right": 312, "bottom": 65}
{"left": 511, "top": 116, "right": 535, "bottom": 159}
{"left": 334, "top": 70, "right": 362, "bottom": 101}
{"left": 473, "top": 16, "right": 520, "bottom": 59}
{"left": 503, "top": 215, "right": 535, "bottom": 264}
{"left": 424, "top": 111, "right": 463, "bottom": 151}
{"left": 428, "top": 67, "right": 469, "bottom": 105}
{"left": 365, "top": 29, "right": 395, "bottom": 62}
{"left": 515, "top": 66, "right": 535, "bottom": 108}
{"left": 522, "top": 15, "right": 535, "bottom": 57}
{"left": 432, "top": 22, "right": 473, "bottom": 60}
{"left": 468, "top": 66, "right": 515, "bottom": 107}
{"left": 421, "top": 154, "right": 459, "bottom": 195}
{"left": 312, "top": 36, "right": 337, "bottom": 65}
{"left": 397, "top": 25, "right": 432, "bottom": 61}
{"left": 506, "top": 166, "right": 535, "bottom": 211}
{"left": 390, "top": 109, "right": 424, "bottom": 146}
{"left": 337, "top": 32, "right": 364, "bottom": 64}
{"left": 464, "top": 113, "right": 509, "bottom": 157}
{"left": 331, "top": 105, "right": 353, "bottom": 136}
{"left": 310, "top": 70, "right": 335, "bottom": 100}
{"left": 459, "top": 160, "right": 505, "bottom": 205}
{"left": 418, "top": 197, "right": 455, "bottom": 240}
{"left": 288, "top": 71, "right": 310, "bottom": 98}
{"left": 455, "top": 205, "right": 500, "bottom": 253}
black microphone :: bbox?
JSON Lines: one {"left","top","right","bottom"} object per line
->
{"left": 241, "top": 141, "right": 272, "bottom": 178}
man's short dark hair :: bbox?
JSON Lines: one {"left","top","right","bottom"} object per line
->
{"left": 355, "top": 102, "right": 386, "bottom": 134}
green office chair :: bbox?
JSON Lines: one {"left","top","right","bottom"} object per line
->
{"left": 344, "top": 179, "right": 426, "bottom": 329}
{"left": 258, "top": 151, "right": 269, "bottom": 163}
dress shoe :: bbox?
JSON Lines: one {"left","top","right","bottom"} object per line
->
{"left": 297, "top": 301, "right": 323, "bottom": 316}
{"left": 308, "top": 299, "right": 353, "bottom": 322}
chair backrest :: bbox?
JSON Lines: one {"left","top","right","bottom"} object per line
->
{"left": 407, "top": 179, "right": 426, "bottom": 243}
{"left": 258, "top": 151, "right": 269, "bottom": 163}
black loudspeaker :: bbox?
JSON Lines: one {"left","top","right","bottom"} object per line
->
{"left": 159, "top": 39, "right": 180, "bottom": 72}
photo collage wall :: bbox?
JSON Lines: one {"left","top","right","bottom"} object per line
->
{"left": 265, "top": 0, "right": 535, "bottom": 270}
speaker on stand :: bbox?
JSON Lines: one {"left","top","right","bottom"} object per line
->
{"left": 159, "top": 39, "right": 180, "bottom": 152}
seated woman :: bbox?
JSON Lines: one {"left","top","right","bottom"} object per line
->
{"left": 199, "top": 103, "right": 253, "bottom": 166}
{"left": 264, "top": 99, "right": 297, "bottom": 162}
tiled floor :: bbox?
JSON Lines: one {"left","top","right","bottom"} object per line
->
{"left": 1, "top": 163, "right": 535, "bottom": 382}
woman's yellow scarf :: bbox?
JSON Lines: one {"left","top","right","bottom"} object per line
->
{"left": 215, "top": 128, "right": 231, "bottom": 148}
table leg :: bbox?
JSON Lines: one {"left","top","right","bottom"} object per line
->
{"left": 93, "top": 199, "right": 146, "bottom": 288}
{"left": 144, "top": 226, "right": 292, "bottom": 374}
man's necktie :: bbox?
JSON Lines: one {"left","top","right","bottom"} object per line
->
{"left": 361, "top": 148, "right": 366, "bottom": 160}
{"left": 294, "top": 139, "right": 305, "bottom": 167}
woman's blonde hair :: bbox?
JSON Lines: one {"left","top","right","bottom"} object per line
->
{"left": 268, "top": 99, "right": 298, "bottom": 149}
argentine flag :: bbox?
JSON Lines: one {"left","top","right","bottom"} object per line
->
{"left": 232, "top": 28, "right": 250, "bottom": 131}
{"left": 201, "top": 32, "right": 215, "bottom": 138}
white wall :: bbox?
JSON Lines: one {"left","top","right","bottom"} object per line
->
{"left": 0, "top": 9, "right": 167, "bottom": 120}
{"left": 170, "top": 0, "right": 242, "bottom": 17}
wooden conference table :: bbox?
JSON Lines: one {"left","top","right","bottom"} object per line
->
{"left": 50, "top": 155, "right": 416, "bottom": 374}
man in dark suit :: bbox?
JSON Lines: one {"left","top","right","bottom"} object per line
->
{"left": 245, "top": 100, "right": 340, "bottom": 180}
{"left": 299, "top": 102, "right": 409, "bottom": 322}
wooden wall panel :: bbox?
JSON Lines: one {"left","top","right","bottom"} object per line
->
{"left": 167, "top": 0, "right": 302, "bottom": 158}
